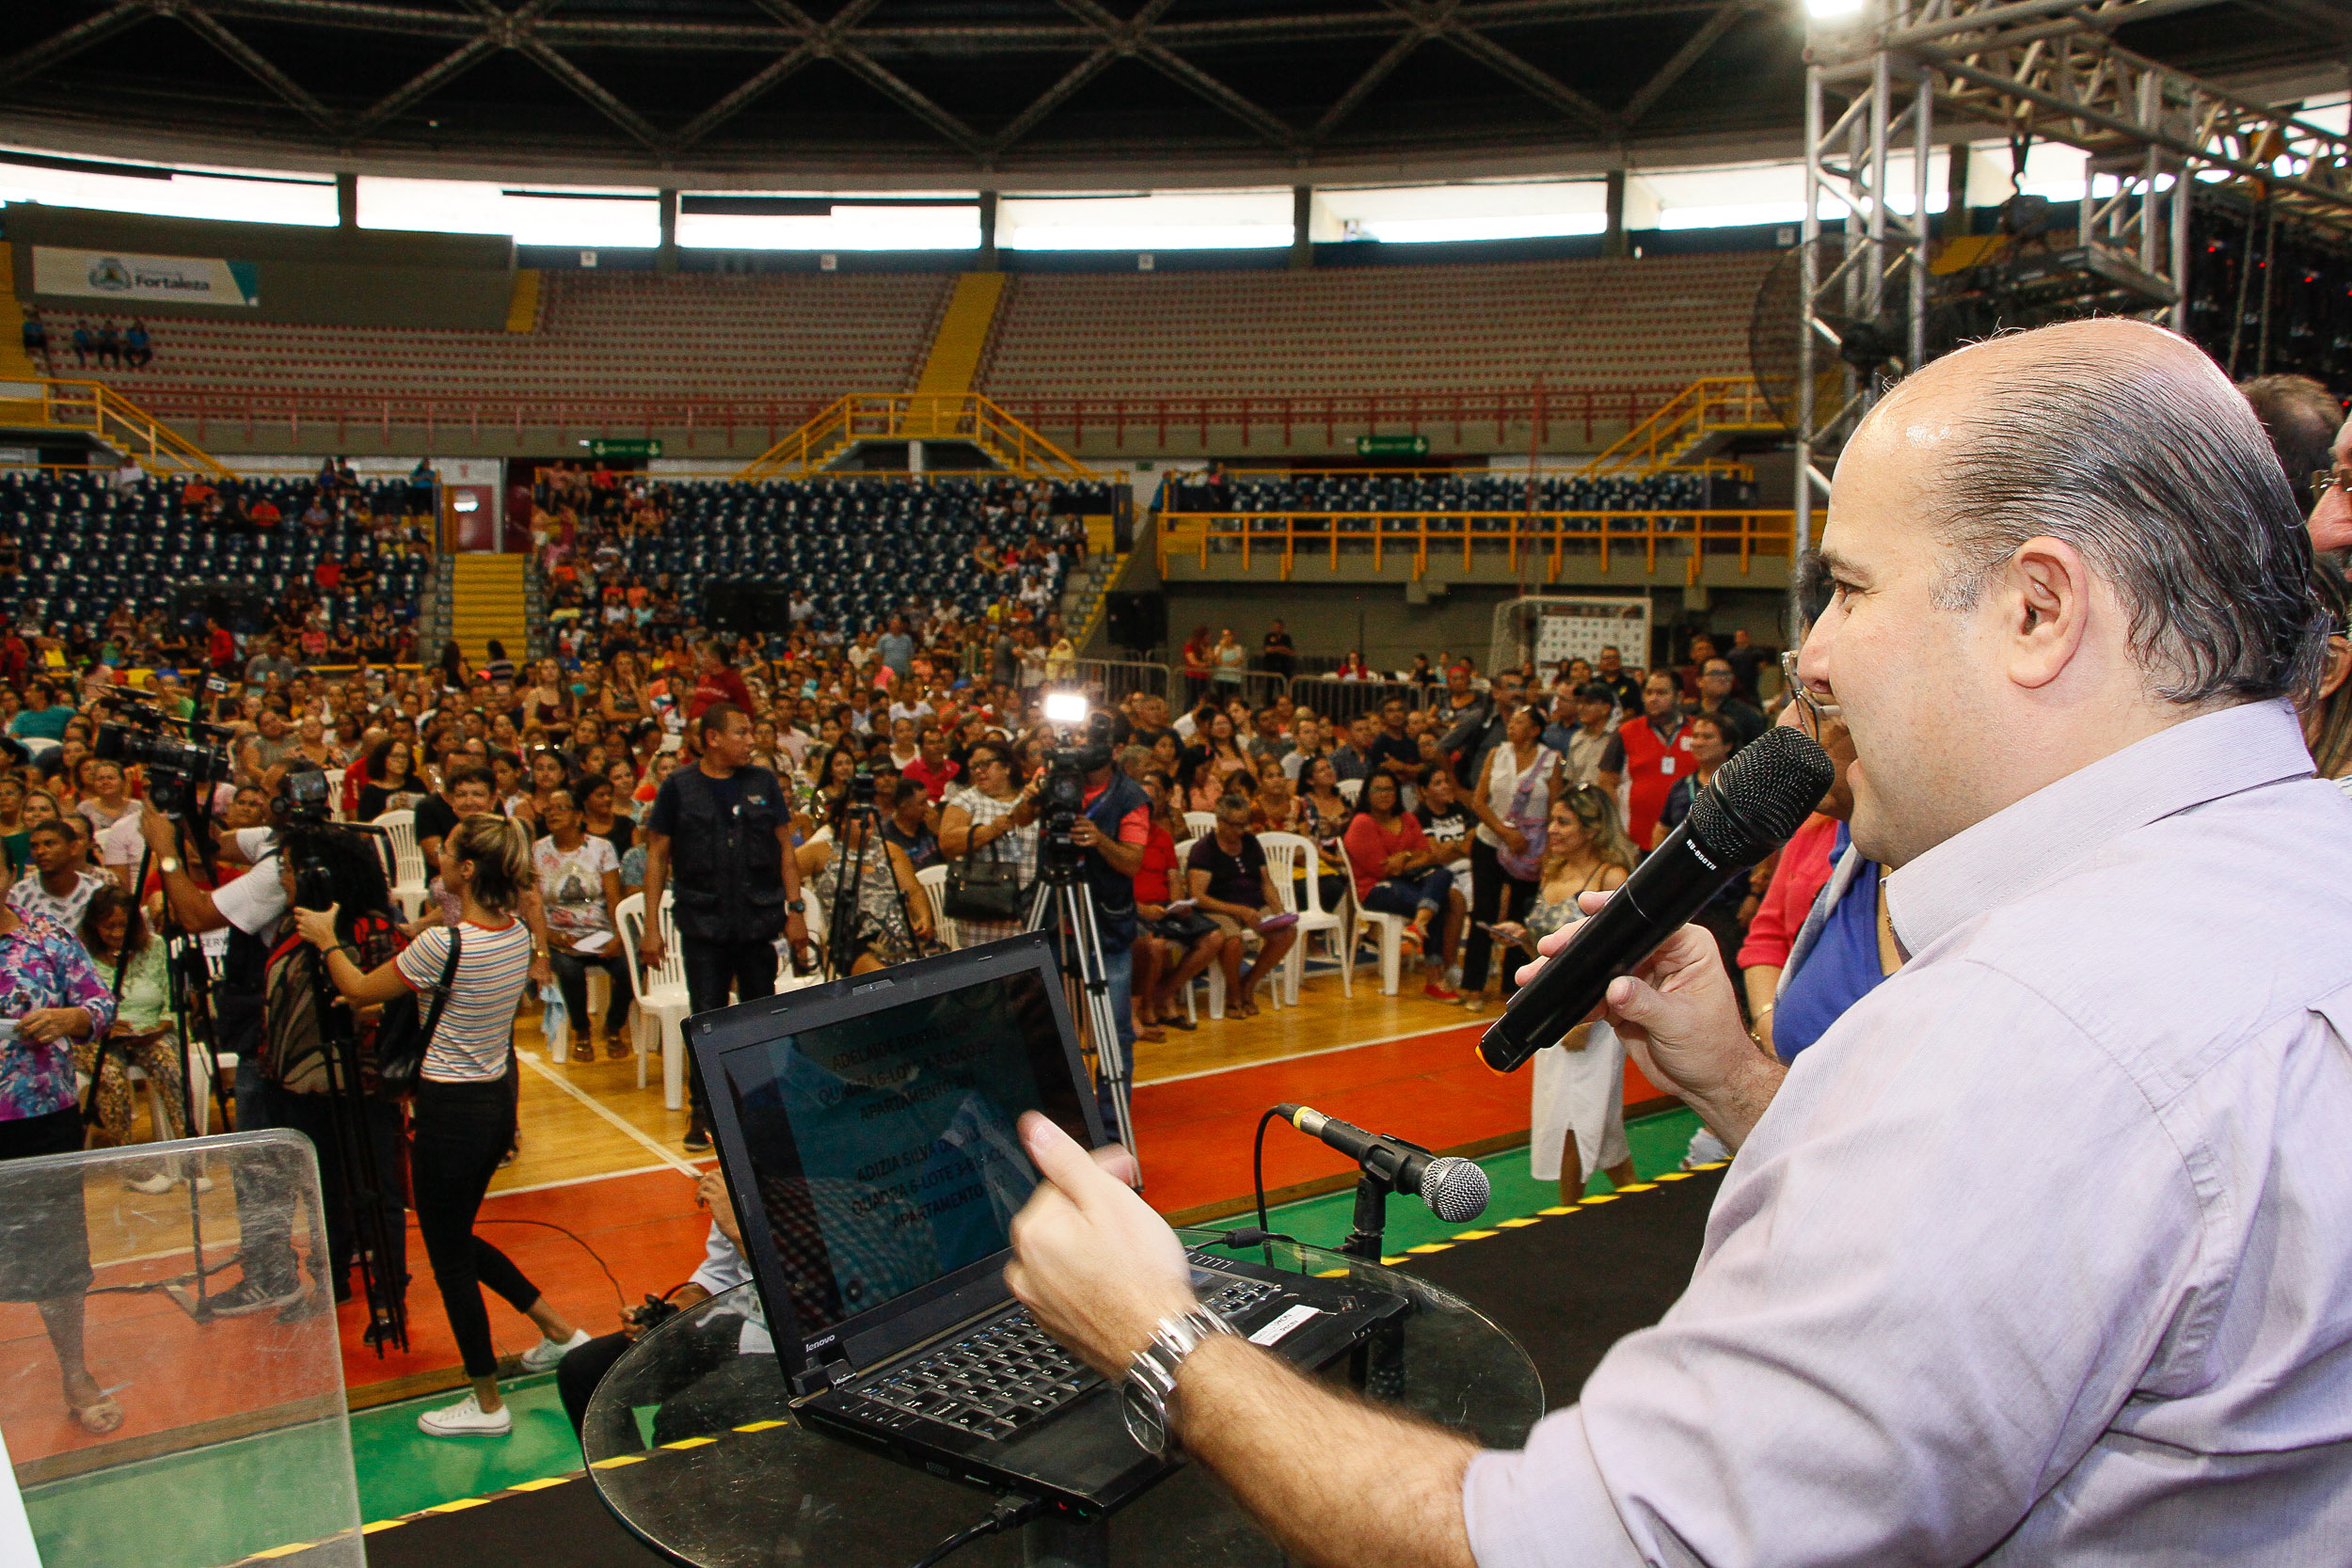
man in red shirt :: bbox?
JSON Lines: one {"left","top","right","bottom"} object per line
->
{"left": 1594, "top": 671, "right": 1695, "bottom": 848}
{"left": 901, "top": 727, "right": 963, "bottom": 803}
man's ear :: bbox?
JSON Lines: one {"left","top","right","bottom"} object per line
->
{"left": 1999, "top": 537, "right": 2091, "bottom": 690}
{"left": 2320, "top": 635, "right": 2352, "bottom": 705}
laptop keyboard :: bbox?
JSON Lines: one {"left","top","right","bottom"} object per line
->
{"left": 856, "top": 1311, "right": 1095, "bottom": 1440}
{"left": 848, "top": 1276, "right": 1287, "bottom": 1443}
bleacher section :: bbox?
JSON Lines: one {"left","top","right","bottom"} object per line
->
{"left": 605, "top": 477, "right": 1121, "bottom": 634}
{"left": 978, "top": 254, "right": 1775, "bottom": 403}
{"left": 0, "top": 469, "right": 429, "bottom": 627}
{"left": 1175, "top": 469, "right": 1715, "bottom": 518}
{"left": 53, "top": 271, "right": 954, "bottom": 405}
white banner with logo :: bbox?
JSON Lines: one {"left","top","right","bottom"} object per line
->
{"left": 1532, "top": 597, "right": 1651, "bottom": 673}
{"left": 31, "top": 247, "right": 259, "bottom": 308}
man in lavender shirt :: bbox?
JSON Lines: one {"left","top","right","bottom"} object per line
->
{"left": 998, "top": 317, "right": 2352, "bottom": 1568}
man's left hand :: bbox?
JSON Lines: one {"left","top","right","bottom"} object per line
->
{"left": 1067, "top": 816, "right": 1104, "bottom": 850}
{"left": 785, "top": 911, "right": 809, "bottom": 952}
{"left": 1005, "top": 1113, "right": 1194, "bottom": 1380}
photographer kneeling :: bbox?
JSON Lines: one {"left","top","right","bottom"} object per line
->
{"left": 295, "top": 813, "right": 590, "bottom": 1437}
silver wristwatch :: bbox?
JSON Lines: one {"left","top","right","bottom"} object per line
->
{"left": 1120, "top": 1306, "right": 1235, "bottom": 1457}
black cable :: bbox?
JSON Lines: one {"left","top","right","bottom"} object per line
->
{"left": 474, "top": 1217, "right": 630, "bottom": 1314}
{"left": 1252, "top": 1104, "right": 1283, "bottom": 1237}
{"left": 909, "top": 1494, "right": 1049, "bottom": 1568}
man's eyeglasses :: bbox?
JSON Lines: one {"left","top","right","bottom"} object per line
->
{"left": 1780, "top": 651, "right": 1841, "bottom": 735}
{"left": 2311, "top": 469, "right": 2351, "bottom": 503}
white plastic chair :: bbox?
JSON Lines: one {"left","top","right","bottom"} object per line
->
{"left": 1336, "top": 778, "right": 1363, "bottom": 806}
{"left": 1183, "top": 811, "right": 1218, "bottom": 840}
{"left": 370, "top": 809, "right": 429, "bottom": 920}
{"left": 614, "top": 890, "right": 693, "bottom": 1109}
{"left": 1336, "top": 837, "right": 1408, "bottom": 995}
{"left": 915, "top": 863, "right": 957, "bottom": 950}
{"left": 1257, "top": 832, "right": 1346, "bottom": 1005}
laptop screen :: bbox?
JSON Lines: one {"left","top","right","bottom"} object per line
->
{"left": 711, "top": 956, "right": 1093, "bottom": 1345}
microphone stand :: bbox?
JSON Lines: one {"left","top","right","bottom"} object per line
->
{"left": 1339, "top": 1144, "right": 1434, "bottom": 1401}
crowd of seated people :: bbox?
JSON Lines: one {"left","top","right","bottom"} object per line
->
{"left": 532, "top": 470, "right": 1104, "bottom": 655}
{"left": 0, "top": 462, "right": 434, "bottom": 653}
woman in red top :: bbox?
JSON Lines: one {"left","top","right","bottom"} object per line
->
{"left": 1341, "top": 772, "right": 1464, "bottom": 1000}
{"left": 1181, "top": 626, "right": 1212, "bottom": 707}
{"left": 1127, "top": 780, "right": 1224, "bottom": 1039}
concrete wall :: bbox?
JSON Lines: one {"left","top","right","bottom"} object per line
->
{"left": 5, "top": 205, "right": 515, "bottom": 330}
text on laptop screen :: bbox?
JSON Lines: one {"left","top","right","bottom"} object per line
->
{"left": 718, "top": 966, "right": 1089, "bottom": 1338}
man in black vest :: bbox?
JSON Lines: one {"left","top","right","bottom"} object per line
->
{"left": 640, "top": 703, "right": 809, "bottom": 1151}
{"left": 1064, "top": 736, "right": 1151, "bottom": 1133}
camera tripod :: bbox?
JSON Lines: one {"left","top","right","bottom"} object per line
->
{"left": 1028, "top": 854, "right": 1135, "bottom": 1151}
{"left": 817, "top": 793, "right": 930, "bottom": 983}
{"left": 87, "top": 820, "right": 241, "bottom": 1321}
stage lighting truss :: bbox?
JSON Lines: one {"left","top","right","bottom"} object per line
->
{"left": 1789, "top": 0, "right": 2352, "bottom": 576}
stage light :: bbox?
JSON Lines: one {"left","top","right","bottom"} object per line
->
{"left": 1042, "top": 691, "right": 1089, "bottom": 726}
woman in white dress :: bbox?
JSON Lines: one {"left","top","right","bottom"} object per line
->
{"left": 1491, "top": 785, "right": 1640, "bottom": 1200}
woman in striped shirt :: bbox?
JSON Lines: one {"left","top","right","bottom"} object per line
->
{"left": 298, "top": 813, "right": 589, "bottom": 1438}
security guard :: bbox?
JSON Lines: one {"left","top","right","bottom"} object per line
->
{"left": 640, "top": 702, "right": 809, "bottom": 1151}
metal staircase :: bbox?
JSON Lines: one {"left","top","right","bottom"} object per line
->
{"left": 735, "top": 393, "right": 1100, "bottom": 482}
{"left": 1581, "top": 377, "right": 1784, "bottom": 477}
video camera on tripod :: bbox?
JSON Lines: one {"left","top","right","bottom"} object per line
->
{"left": 1038, "top": 694, "right": 1118, "bottom": 877}
{"left": 91, "top": 693, "right": 235, "bottom": 821}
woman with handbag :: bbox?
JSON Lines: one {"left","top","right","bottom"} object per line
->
{"left": 937, "top": 741, "right": 1041, "bottom": 947}
{"left": 295, "top": 813, "right": 589, "bottom": 1438}
{"left": 1457, "top": 705, "right": 1562, "bottom": 1013}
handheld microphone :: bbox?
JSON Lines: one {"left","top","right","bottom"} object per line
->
{"left": 1477, "top": 725, "right": 1835, "bottom": 1074}
{"left": 1274, "top": 1104, "right": 1490, "bottom": 1224}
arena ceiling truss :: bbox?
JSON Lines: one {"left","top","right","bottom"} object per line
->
{"left": 0, "top": 0, "right": 2339, "bottom": 182}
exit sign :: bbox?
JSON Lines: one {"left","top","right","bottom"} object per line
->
{"left": 1356, "top": 434, "right": 1429, "bottom": 458}
{"left": 584, "top": 437, "right": 663, "bottom": 459}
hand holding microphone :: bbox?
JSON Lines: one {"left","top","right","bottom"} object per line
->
{"left": 1477, "top": 728, "right": 1833, "bottom": 1141}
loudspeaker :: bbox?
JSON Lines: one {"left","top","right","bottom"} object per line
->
{"left": 172, "top": 582, "right": 274, "bottom": 637}
{"left": 1104, "top": 591, "right": 1166, "bottom": 652}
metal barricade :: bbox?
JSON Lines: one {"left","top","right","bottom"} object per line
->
{"left": 1286, "top": 675, "right": 1436, "bottom": 726}
{"left": 1068, "top": 658, "right": 1175, "bottom": 711}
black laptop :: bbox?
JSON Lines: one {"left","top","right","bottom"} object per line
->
{"left": 691, "top": 934, "right": 1406, "bottom": 1516}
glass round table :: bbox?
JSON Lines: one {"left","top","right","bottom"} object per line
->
{"left": 583, "top": 1229, "right": 1543, "bottom": 1568}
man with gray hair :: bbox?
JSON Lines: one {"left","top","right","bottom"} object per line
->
{"left": 998, "top": 319, "right": 2352, "bottom": 1567}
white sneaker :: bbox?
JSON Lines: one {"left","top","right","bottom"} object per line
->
{"left": 519, "top": 1328, "right": 592, "bottom": 1373}
{"left": 123, "top": 1172, "right": 175, "bottom": 1195}
{"left": 418, "top": 1392, "right": 512, "bottom": 1436}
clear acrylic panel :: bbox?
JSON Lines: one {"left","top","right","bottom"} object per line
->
{"left": 0, "top": 1131, "right": 362, "bottom": 1568}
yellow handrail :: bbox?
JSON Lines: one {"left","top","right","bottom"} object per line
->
{"left": 0, "top": 378, "right": 230, "bottom": 479}
{"left": 1581, "top": 376, "right": 1783, "bottom": 478}
{"left": 1156, "top": 509, "right": 1797, "bottom": 583}
{"left": 737, "top": 392, "right": 1100, "bottom": 482}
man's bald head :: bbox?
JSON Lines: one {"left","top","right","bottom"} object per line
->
{"left": 1846, "top": 319, "right": 2322, "bottom": 705}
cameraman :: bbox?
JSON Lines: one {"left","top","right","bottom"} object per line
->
{"left": 136, "top": 766, "right": 315, "bottom": 1316}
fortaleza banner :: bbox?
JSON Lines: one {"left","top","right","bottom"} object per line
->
{"left": 31, "top": 246, "right": 259, "bottom": 308}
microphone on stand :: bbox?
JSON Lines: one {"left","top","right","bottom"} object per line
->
{"left": 1274, "top": 1104, "right": 1490, "bottom": 1224}
{"left": 1478, "top": 725, "right": 1835, "bottom": 1075}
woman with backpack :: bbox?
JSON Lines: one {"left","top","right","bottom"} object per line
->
{"left": 295, "top": 813, "right": 588, "bottom": 1438}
